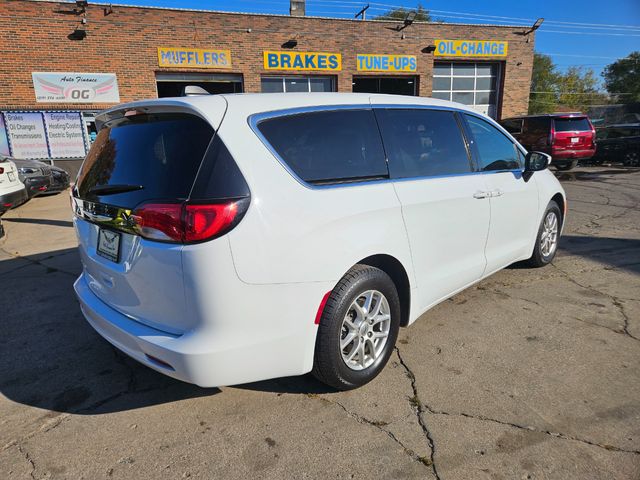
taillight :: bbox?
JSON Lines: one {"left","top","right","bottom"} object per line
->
{"left": 131, "top": 200, "right": 245, "bottom": 243}
{"left": 132, "top": 203, "right": 183, "bottom": 242}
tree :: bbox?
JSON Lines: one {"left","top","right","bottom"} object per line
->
{"left": 603, "top": 52, "right": 640, "bottom": 103}
{"left": 529, "top": 53, "right": 608, "bottom": 114}
{"left": 375, "top": 3, "right": 431, "bottom": 22}
{"left": 529, "top": 53, "right": 560, "bottom": 114}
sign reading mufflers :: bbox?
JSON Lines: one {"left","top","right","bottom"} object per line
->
{"left": 264, "top": 51, "right": 341, "bottom": 71}
{"left": 434, "top": 40, "right": 508, "bottom": 57}
{"left": 158, "top": 47, "right": 232, "bottom": 68}
{"left": 357, "top": 54, "right": 417, "bottom": 72}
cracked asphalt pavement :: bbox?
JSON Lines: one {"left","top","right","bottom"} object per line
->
{"left": 1, "top": 166, "right": 639, "bottom": 479}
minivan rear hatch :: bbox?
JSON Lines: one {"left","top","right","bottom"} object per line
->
{"left": 73, "top": 97, "right": 227, "bottom": 334}
{"left": 552, "top": 116, "right": 595, "bottom": 151}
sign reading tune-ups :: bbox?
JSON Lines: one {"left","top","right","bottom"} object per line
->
{"left": 263, "top": 51, "right": 341, "bottom": 71}
{"left": 357, "top": 54, "right": 417, "bottom": 72}
{"left": 434, "top": 40, "right": 508, "bottom": 57}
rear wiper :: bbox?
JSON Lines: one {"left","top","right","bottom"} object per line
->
{"left": 88, "top": 184, "right": 144, "bottom": 196}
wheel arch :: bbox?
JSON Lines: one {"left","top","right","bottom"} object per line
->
{"left": 355, "top": 254, "right": 411, "bottom": 327}
{"left": 551, "top": 192, "right": 566, "bottom": 228}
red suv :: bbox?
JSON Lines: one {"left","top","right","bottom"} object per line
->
{"left": 501, "top": 114, "right": 596, "bottom": 171}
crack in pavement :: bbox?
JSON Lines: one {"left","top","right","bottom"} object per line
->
{"left": 551, "top": 263, "right": 639, "bottom": 343}
{"left": 2, "top": 413, "right": 71, "bottom": 454}
{"left": 395, "top": 347, "right": 441, "bottom": 480}
{"left": 396, "top": 347, "right": 640, "bottom": 457}
{"left": 314, "top": 395, "right": 434, "bottom": 471}
{"left": 17, "top": 443, "right": 37, "bottom": 480}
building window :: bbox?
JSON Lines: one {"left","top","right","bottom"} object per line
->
{"left": 352, "top": 76, "right": 417, "bottom": 96}
{"left": 156, "top": 73, "right": 243, "bottom": 97}
{"left": 261, "top": 76, "right": 335, "bottom": 93}
{"left": 432, "top": 62, "right": 500, "bottom": 119}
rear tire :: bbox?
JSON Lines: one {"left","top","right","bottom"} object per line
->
{"left": 525, "top": 201, "right": 561, "bottom": 268}
{"left": 312, "top": 265, "right": 401, "bottom": 390}
{"left": 555, "top": 160, "right": 578, "bottom": 171}
{"left": 623, "top": 151, "right": 639, "bottom": 167}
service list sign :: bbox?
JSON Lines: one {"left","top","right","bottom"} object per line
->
{"left": 2, "top": 112, "right": 49, "bottom": 159}
{"left": 32, "top": 72, "right": 120, "bottom": 103}
{"left": 43, "top": 112, "right": 87, "bottom": 158}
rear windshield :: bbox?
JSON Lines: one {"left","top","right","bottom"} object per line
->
{"left": 257, "top": 109, "right": 388, "bottom": 184}
{"left": 76, "top": 113, "right": 214, "bottom": 207}
{"left": 554, "top": 117, "right": 591, "bottom": 132}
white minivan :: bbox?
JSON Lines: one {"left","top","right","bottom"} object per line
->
{"left": 72, "top": 93, "right": 565, "bottom": 390}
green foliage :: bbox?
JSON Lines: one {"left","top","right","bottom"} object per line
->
{"left": 375, "top": 3, "right": 431, "bottom": 21}
{"left": 529, "top": 53, "right": 608, "bottom": 114}
{"left": 603, "top": 52, "right": 640, "bottom": 103}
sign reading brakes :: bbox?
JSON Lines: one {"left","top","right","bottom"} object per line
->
{"left": 158, "top": 47, "right": 231, "bottom": 68}
{"left": 434, "top": 40, "right": 508, "bottom": 57}
{"left": 357, "top": 54, "right": 416, "bottom": 72}
{"left": 263, "top": 51, "right": 341, "bottom": 71}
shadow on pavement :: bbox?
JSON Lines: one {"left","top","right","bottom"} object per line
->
{"left": 3, "top": 217, "right": 74, "bottom": 228}
{"left": 559, "top": 235, "right": 640, "bottom": 275}
{"left": 554, "top": 166, "right": 640, "bottom": 182}
{"left": 0, "top": 247, "right": 218, "bottom": 415}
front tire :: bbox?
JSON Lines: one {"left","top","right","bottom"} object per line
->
{"left": 525, "top": 201, "right": 561, "bottom": 268}
{"left": 312, "top": 265, "right": 401, "bottom": 390}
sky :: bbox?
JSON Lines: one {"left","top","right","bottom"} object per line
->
{"left": 95, "top": 0, "right": 639, "bottom": 85}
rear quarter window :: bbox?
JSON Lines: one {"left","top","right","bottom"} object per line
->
{"left": 256, "top": 109, "right": 388, "bottom": 185}
{"left": 554, "top": 117, "right": 591, "bottom": 132}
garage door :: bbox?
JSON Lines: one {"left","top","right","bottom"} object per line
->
{"left": 432, "top": 62, "right": 500, "bottom": 119}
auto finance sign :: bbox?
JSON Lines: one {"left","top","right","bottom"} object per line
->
{"left": 32, "top": 72, "right": 120, "bottom": 103}
{"left": 434, "top": 40, "right": 508, "bottom": 57}
{"left": 263, "top": 51, "right": 342, "bottom": 71}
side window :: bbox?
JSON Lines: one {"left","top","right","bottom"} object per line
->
{"left": 525, "top": 117, "right": 549, "bottom": 135}
{"left": 465, "top": 114, "right": 521, "bottom": 171}
{"left": 376, "top": 109, "right": 471, "bottom": 179}
{"left": 501, "top": 118, "right": 522, "bottom": 134}
{"left": 257, "top": 109, "right": 387, "bottom": 184}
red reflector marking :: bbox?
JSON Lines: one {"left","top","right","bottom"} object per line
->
{"left": 38, "top": 186, "right": 48, "bottom": 191}
{"left": 314, "top": 291, "right": 332, "bottom": 325}
{"left": 144, "top": 354, "right": 175, "bottom": 371}
{"left": 3, "top": 203, "right": 12, "bottom": 207}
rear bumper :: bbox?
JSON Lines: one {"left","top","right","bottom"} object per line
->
{"left": 74, "top": 270, "right": 330, "bottom": 387}
{"left": 23, "top": 176, "right": 50, "bottom": 197}
{"left": 551, "top": 148, "right": 595, "bottom": 161}
{"left": 0, "top": 186, "right": 28, "bottom": 211}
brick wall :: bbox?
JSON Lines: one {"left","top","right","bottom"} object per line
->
{"left": 0, "top": 0, "right": 535, "bottom": 118}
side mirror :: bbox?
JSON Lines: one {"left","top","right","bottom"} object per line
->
{"left": 524, "top": 151, "right": 551, "bottom": 172}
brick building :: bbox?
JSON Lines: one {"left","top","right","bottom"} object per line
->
{"left": 0, "top": 0, "right": 536, "bottom": 173}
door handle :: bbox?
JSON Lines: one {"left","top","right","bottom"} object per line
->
{"left": 473, "top": 191, "right": 490, "bottom": 199}
{"left": 490, "top": 189, "right": 504, "bottom": 197}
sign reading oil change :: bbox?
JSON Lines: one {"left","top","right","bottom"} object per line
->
{"left": 357, "top": 54, "right": 417, "bottom": 72}
{"left": 158, "top": 47, "right": 232, "bottom": 68}
{"left": 434, "top": 40, "right": 508, "bottom": 57}
{"left": 263, "top": 51, "right": 341, "bottom": 71}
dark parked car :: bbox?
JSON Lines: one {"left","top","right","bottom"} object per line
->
{"left": 46, "top": 166, "right": 71, "bottom": 194}
{"left": 10, "top": 158, "right": 52, "bottom": 198}
{"left": 593, "top": 124, "right": 640, "bottom": 166}
{"left": 501, "top": 113, "right": 596, "bottom": 171}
